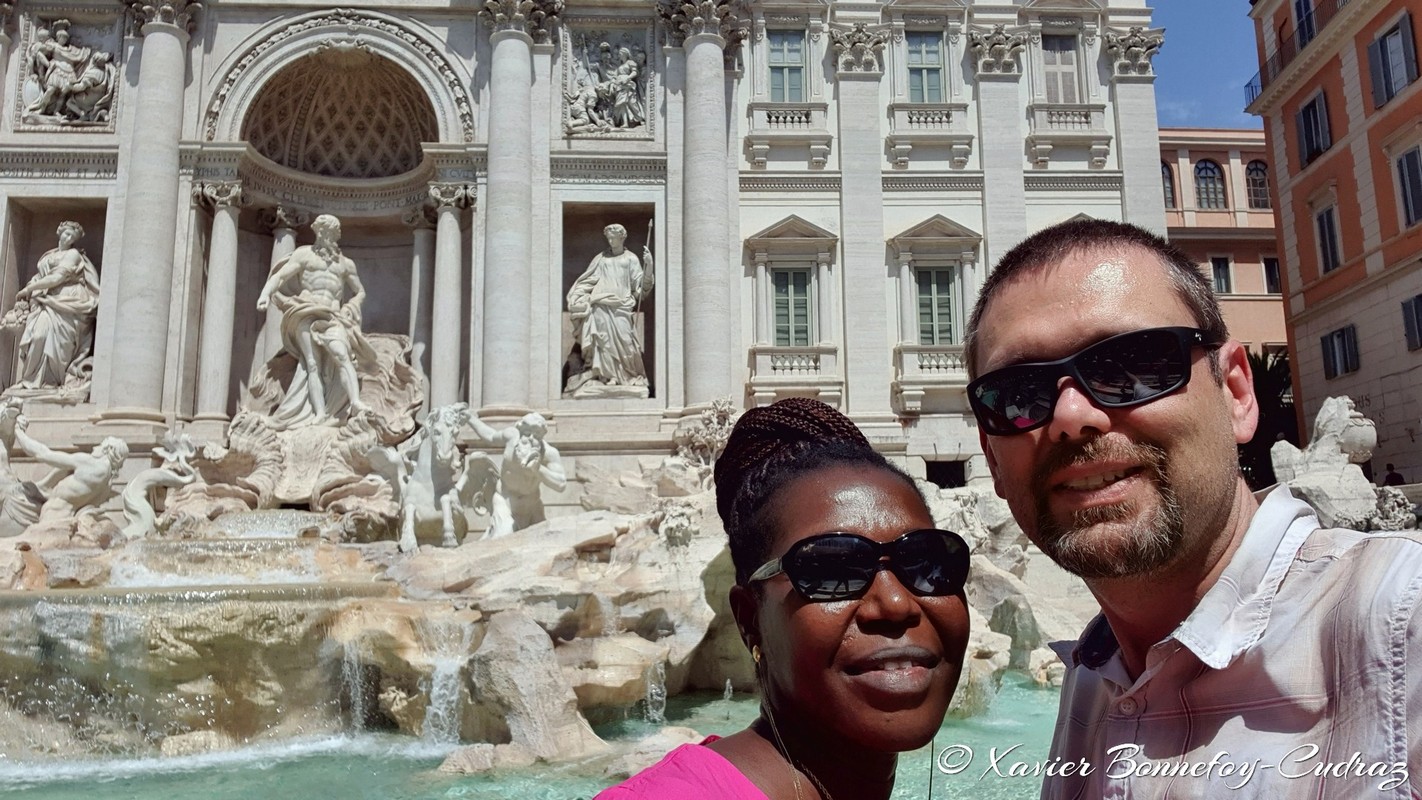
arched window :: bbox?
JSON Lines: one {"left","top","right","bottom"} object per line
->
{"left": 1162, "top": 162, "right": 1176, "bottom": 209}
{"left": 1195, "top": 160, "right": 1227, "bottom": 209}
{"left": 1246, "top": 160, "right": 1271, "bottom": 209}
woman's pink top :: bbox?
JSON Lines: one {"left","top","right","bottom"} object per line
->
{"left": 594, "top": 736, "right": 770, "bottom": 799}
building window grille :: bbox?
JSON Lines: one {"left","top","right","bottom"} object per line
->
{"left": 1320, "top": 324, "right": 1359, "bottom": 379}
{"left": 1195, "top": 160, "right": 1227, "bottom": 209}
{"left": 916, "top": 268, "right": 955, "bottom": 345}
{"left": 1247, "top": 160, "right": 1272, "bottom": 209}
{"left": 772, "top": 267, "right": 813, "bottom": 346}
{"left": 1042, "top": 35, "right": 1079, "bottom": 104}
{"left": 906, "top": 32, "right": 945, "bottom": 104}
{"left": 769, "top": 30, "right": 806, "bottom": 103}
{"left": 1369, "top": 13, "right": 1418, "bottom": 107}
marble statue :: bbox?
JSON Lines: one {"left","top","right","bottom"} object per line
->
{"left": 1271, "top": 397, "right": 1408, "bottom": 529}
{"left": 969, "top": 25, "right": 1027, "bottom": 75}
{"left": 0, "top": 399, "right": 42, "bottom": 537}
{"left": 565, "top": 31, "right": 648, "bottom": 136}
{"left": 12, "top": 414, "right": 126, "bottom": 524}
{"left": 565, "top": 223, "right": 654, "bottom": 398}
{"left": 120, "top": 431, "right": 198, "bottom": 540}
{"left": 256, "top": 214, "right": 378, "bottom": 429}
{"left": 369, "top": 403, "right": 485, "bottom": 552}
{"left": 1, "top": 221, "right": 100, "bottom": 397}
{"left": 468, "top": 412, "right": 566, "bottom": 538}
{"left": 23, "top": 20, "right": 117, "bottom": 125}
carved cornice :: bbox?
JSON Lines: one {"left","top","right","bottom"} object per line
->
{"left": 968, "top": 24, "right": 1026, "bottom": 76}
{"left": 1104, "top": 26, "right": 1163, "bottom": 79}
{"left": 479, "top": 0, "right": 563, "bottom": 43}
{"left": 550, "top": 156, "right": 664, "bottom": 184}
{"left": 830, "top": 23, "right": 887, "bottom": 75}
{"left": 0, "top": 145, "right": 117, "bottom": 179}
{"left": 1023, "top": 173, "right": 1123, "bottom": 191}
{"left": 657, "top": 0, "right": 750, "bottom": 51}
{"left": 882, "top": 174, "right": 984, "bottom": 192}
{"left": 258, "top": 205, "right": 312, "bottom": 232}
{"left": 740, "top": 175, "right": 841, "bottom": 192}
{"left": 193, "top": 180, "right": 247, "bottom": 209}
{"left": 428, "top": 182, "right": 472, "bottom": 209}
{"left": 125, "top": 0, "right": 201, "bottom": 35}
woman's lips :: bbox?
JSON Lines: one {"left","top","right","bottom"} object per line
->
{"left": 843, "top": 647, "right": 941, "bottom": 698}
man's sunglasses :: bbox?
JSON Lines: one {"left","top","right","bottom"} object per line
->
{"left": 748, "top": 529, "right": 969, "bottom": 602}
{"left": 967, "top": 326, "right": 1220, "bottom": 436}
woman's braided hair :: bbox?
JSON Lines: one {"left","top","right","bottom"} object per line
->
{"left": 713, "top": 397, "right": 925, "bottom": 586}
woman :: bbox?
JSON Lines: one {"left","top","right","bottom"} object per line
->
{"left": 4, "top": 220, "right": 100, "bottom": 390}
{"left": 599, "top": 397, "right": 971, "bottom": 799}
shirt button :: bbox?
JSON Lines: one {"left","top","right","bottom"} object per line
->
{"left": 1117, "top": 698, "right": 1138, "bottom": 715}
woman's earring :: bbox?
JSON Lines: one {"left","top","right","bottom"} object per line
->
{"left": 751, "top": 645, "right": 762, "bottom": 664}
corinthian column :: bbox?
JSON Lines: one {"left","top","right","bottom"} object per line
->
{"left": 429, "top": 183, "right": 471, "bottom": 407}
{"left": 102, "top": 0, "right": 199, "bottom": 422}
{"left": 477, "top": 0, "right": 562, "bottom": 413}
{"left": 193, "top": 182, "right": 246, "bottom": 420}
{"left": 658, "top": 0, "right": 749, "bottom": 407}
{"left": 403, "top": 205, "right": 437, "bottom": 380}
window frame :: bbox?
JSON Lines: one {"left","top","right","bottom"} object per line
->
{"left": 1162, "top": 161, "right": 1177, "bottom": 209}
{"left": 1369, "top": 12, "right": 1419, "bottom": 109}
{"left": 1296, "top": 91, "right": 1332, "bottom": 168}
{"left": 768, "top": 29, "right": 807, "bottom": 104}
{"left": 1315, "top": 204, "right": 1342, "bottom": 273}
{"left": 1210, "top": 256, "right": 1233, "bottom": 294}
{"left": 1194, "top": 160, "right": 1228, "bottom": 209}
{"left": 1263, "top": 256, "right": 1282, "bottom": 294}
{"left": 1397, "top": 146, "right": 1422, "bottom": 227}
{"left": 771, "top": 265, "right": 814, "bottom": 347}
{"left": 915, "top": 266, "right": 957, "bottom": 346}
{"left": 1040, "top": 34, "right": 1080, "bottom": 105}
{"left": 1404, "top": 294, "right": 1422, "bottom": 351}
{"left": 1246, "top": 160, "right": 1272, "bottom": 209}
{"left": 1319, "top": 324, "right": 1359, "bottom": 379}
{"left": 905, "top": 31, "right": 946, "bottom": 104}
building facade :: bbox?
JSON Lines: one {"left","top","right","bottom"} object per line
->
{"left": 0, "top": 0, "right": 1166, "bottom": 505}
{"left": 1247, "top": 0, "right": 1422, "bottom": 481}
{"left": 1159, "top": 127, "right": 1287, "bottom": 354}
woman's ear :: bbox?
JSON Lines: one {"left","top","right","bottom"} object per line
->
{"left": 730, "top": 583, "right": 760, "bottom": 653}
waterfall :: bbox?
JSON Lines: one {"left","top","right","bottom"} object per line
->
{"left": 418, "top": 619, "right": 475, "bottom": 745}
{"left": 341, "top": 637, "right": 366, "bottom": 733}
{"left": 643, "top": 661, "right": 667, "bottom": 725}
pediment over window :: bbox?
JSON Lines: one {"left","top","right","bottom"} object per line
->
{"left": 746, "top": 215, "right": 838, "bottom": 260}
{"left": 1021, "top": 0, "right": 1104, "bottom": 11}
{"left": 888, "top": 215, "right": 981, "bottom": 262}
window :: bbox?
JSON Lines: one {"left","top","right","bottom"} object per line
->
{"left": 1296, "top": 93, "right": 1331, "bottom": 167}
{"left": 1041, "top": 35, "right": 1078, "bottom": 104}
{"left": 1369, "top": 13, "right": 1418, "bottom": 107}
{"left": 1403, "top": 294, "right": 1422, "bottom": 350}
{"left": 1316, "top": 206, "right": 1342, "bottom": 273}
{"left": 1162, "top": 162, "right": 1177, "bottom": 209}
{"left": 916, "top": 268, "right": 955, "bottom": 345}
{"left": 1247, "top": 160, "right": 1272, "bottom": 209}
{"left": 1195, "top": 160, "right": 1227, "bottom": 209}
{"left": 1397, "top": 146, "right": 1422, "bottom": 227}
{"left": 906, "top": 32, "right": 944, "bottom": 104}
{"left": 1295, "top": 0, "right": 1317, "bottom": 48}
{"left": 768, "top": 30, "right": 806, "bottom": 103}
{"left": 1264, "top": 257, "right": 1282, "bottom": 293}
{"left": 1320, "top": 324, "right": 1359, "bottom": 379}
{"left": 1210, "top": 257, "right": 1233, "bottom": 294}
{"left": 772, "top": 268, "right": 812, "bottom": 346}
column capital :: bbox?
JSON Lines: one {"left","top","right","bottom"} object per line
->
{"left": 1104, "top": 26, "right": 1164, "bottom": 81}
{"left": 403, "top": 205, "right": 438, "bottom": 229}
{"left": 968, "top": 24, "right": 1027, "bottom": 79}
{"left": 428, "top": 183, "right": 472, "bottom": 210}
{"left": 657, "top": 0, "right": 750, "bottom": 51}
{"left": 125, "top": 0, "right": 201, "bottom": 36}
{"left": 830, "top": 23, "right": 887, "bottom": 77}
{"left": 479, "top": 0, "right": 563, "bottom": 44}
{"left": 258, "top": 205, "right": 310, "bottom": 232}
{"left": 192, "top": 180, "right": 246, "bottom": 210}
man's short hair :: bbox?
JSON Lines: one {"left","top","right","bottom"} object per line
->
{"left": 964, "top": 218, "right": 1228, "bottom": 380}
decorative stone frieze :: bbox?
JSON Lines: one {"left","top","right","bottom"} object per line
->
{"left": 969, "top": 24, "right": 1026, "bottom": 75}
{"left": 478, "top": 0, "right": 563, "bottom": 43}
{"left": 125, "top": 0, "right": 201, "bottom": 34}
{"left": 656, "top": 0, "right": 749, "bottom": 49}
{"left": 829, "top": 23, "right": 887, "bottom": 75}
{"left": 1104, "top": 26, "right": 1164, "bottom": 78}
{"left": 18, "top": 17, "right": 120, "bottom": 128}
{"left": 563, "top": 25, "right": 653, "bottom": 138}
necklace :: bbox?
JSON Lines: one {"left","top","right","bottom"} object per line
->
{"left": 762, "top": 706, "right": 835, "bottom": 800}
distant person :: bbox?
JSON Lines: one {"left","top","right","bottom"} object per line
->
{"left": 598, "top": 398, "right": 971, "bottom": 800}
{"left": 964, "top": 218, "right": 1422, "bottom": 797}
{"left": 1383, "top": 463, "right": 1407, "bottom": 487}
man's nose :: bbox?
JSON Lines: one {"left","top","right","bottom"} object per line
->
{"left": 1046, "top": 378, "right": 1112, "bottom": 442}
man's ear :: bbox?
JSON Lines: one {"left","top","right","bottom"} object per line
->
{"left": 729, "top": 583, "right": 760, "bottom": 653}
{"left": 1217, "top": 340, "right": 1259, "bottom": 445}
{"left": 978, "top": 428, "right": 1006, "bottom": 499}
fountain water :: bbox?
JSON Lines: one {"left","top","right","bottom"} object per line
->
{"left": 643, "top": 661, "right": 667, "bottom": 725}
{"left": 417, "top": 618, "right": 476, "bottom": 744}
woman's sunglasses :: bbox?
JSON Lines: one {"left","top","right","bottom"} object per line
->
{"left": 967, "top": 326, "right": 1220, "bottom": 437}
{"left": 748, "top": 529, "right": 969, "bottom": 602}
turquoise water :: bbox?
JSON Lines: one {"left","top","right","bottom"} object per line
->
{"left": 1, "top": 678, "right": 1059, "bottom": 800}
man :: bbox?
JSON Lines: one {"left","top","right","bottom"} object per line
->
{"left": 467, "top": 412, "right": 567, "bottom": 538}
{"left": 256, "top": 214, "right": 376, "bottom": 427}
{"left": 13, "top": 414, "right": 126, "bottom": 522}
{"left": 963, "top": 219, "right": 1422, "bottom": 797}
{"left": 1383, "top": 464, "right": 1406, "bottom": 487}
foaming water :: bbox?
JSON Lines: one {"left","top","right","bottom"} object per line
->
{"left": 107, "top": 539, "right": 325, "bottom": 588}
{"left": 418, "top": 619, "right": 476, "bottom": 744}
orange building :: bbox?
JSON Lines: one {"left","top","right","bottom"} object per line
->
{"left": 1160, "top": 128, "right": 1288, "bottom": 355}
{"left": 1247, "top": 0, "right": 1422, "bottom": 480}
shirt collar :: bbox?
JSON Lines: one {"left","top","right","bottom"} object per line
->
{"left": 1055, "top": 486, "right": 1321, "bottom": 672}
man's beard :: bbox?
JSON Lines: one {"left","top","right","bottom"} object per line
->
{"left": 1030, "top": 436, "right": 1186, "bottom": 580}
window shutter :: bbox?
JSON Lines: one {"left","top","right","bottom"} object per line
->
{"left": 1295, "top": 109, "right": 1309, "bottom": 165}
{"left": 1343, "top": 325, "right": 1359, "bottom": 373}
{"left": 1403, "top": 299, "right": 1422, "bottom": 351}
{"left": 1403, "top": 12, "right": 1419, "bottom": 83}
{"left": 1318, "top": 94, "right": 1331, "bottom": 150}
{"left": 1369, "top": 39, "right": 1388, "bottom": 107}
{"left": 1321, "top": 334, "right": 1337, "bottom": 379}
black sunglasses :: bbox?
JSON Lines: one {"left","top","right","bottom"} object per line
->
{"left": 748, "top": 529, "right": 969, "bottom": 602}
{"left": 967, "top": 326, "right": 1220, "bottom": 436}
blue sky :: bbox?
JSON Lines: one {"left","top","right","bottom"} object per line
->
{"left": 1152, "top": 0, "right": 1264, "bottom": 128}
